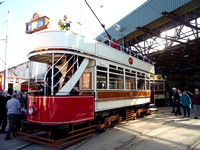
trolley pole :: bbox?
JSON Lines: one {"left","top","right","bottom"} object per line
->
{"left": 3, "top": 10, "right": 10, "bottom": 91}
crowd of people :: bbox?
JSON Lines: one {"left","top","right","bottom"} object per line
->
{"left": 0, "top": 91, "right": 27, "bottom": 140}
{"left": 170, "top": 87, "right": 200, "bottom": 118}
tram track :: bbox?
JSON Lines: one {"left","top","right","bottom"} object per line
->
{"left": 15, "top": 142, "right": 35, "bottom": 150}
{"left": 115, "top": 118, "right": 197, "bottom": 150}
{"left": 186, "top": 136, "right": 200, "bottom": 150}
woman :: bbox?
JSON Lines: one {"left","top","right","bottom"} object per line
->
{"left": 180, "top": 90, "right": 191, "bottom": 118}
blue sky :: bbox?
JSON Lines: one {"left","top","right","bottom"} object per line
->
{"left": 0, "top": 0, "right": 147, "bottom": 71}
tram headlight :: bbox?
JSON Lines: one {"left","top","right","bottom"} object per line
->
{"left": 28, "top": 105, "right": 38, "bottom": 115}
{"left": 28, "top": 106, "right": 33, "bottom": 115}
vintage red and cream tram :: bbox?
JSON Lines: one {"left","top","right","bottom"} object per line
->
{"left": 18, "top": 14, "right": 156, "bottom": 148}
{"left": 25, "top": 29, "right": 155, "bottom": 124}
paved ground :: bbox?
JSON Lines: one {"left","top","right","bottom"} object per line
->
{"left": 1, "top": 106, "right": 200, "bottom": 150}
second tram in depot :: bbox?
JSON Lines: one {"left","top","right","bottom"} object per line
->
{"left": 18, "top": 14, "right": 156, "bottom": 148}
{"left": 150, "top": 75, "right": 166, "bottom": 106}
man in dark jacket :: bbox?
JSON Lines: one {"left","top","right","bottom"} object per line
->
{"left": 0, "top": 92, "right": 8, "bottom": 134}
{"left": 45, "top": 62, "right": 62, "bottom": 95}
{"left": 20, "top": 93, "right": 27, "bottom": 109}
{"left": 174, "top": 89, "right": 182, "bottom": 116}
{"left": 192, "top": 88, "right": 200, "bottom": 119}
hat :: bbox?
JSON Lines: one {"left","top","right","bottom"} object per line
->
{"left": 172, "top": 87, "right": 176, "bottom": 90}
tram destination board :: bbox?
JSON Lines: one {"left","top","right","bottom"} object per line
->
{"left": 26, "top": 15, "right": 49, "bottom": 34}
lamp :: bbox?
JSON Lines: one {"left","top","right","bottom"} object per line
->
{"left": 114, "top": 24, "right": 122, "bottom": 32}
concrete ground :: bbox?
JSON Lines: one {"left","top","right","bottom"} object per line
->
{"left": 1, "top": 106, "right": 200, "bottom": 150}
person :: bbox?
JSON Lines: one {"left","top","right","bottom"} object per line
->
{"left": 21, "top": 104, "right": 27, "bottom": 119}
{"left": 58, "top": 15, "right": 70, "bottom": 31}
{"left": 174, "top": 89, "right": 182, "bottom": 116}
{"left": 104, "top": 35, "right": 109, "bottom": 45}
{"left": 45, "top": 62, "right": 62, "bottom": 95}
{"left": 111, "top": 38, "right": 119, "bottom": 50}
{"left": 171, "top": 87, "right": 176, "bottom": 113}
{"left": 16, "top": 103, "right": 27, "bottom": 131}
{"left": 0, "top": 92, "right": 8, "bottom": 134}
{"left": 165, "top": 90, "right": 169, "bottom": 106}
{"left": 5, "top": 93, "right": 21, "bottom": 140}
{"left": 192, "top": 88, "right": 200, "bottom": 119}
{"left": 20, "top": 93, "right": 27, "bottom": 109}
{"left": 138, "top": 53, "right": 144, "bottom": 61}
{"left": 180, "top": 90, "right": 191, "bottom": 118}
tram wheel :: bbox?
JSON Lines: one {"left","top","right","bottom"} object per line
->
{"left": 110, "top": 121, "right": 116, "bottom": 127}
{"left": 101, "top": 127, "right": 106, "bottom": 132}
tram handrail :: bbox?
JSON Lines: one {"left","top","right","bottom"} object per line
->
{"left": 106, "top": 40, "right": 154, "bottom": 65}
{"left": 44, "top": 54, "right": 65, "bottom": 96}
{"left": 95, "top": 33, "right": 154, "bottom": 65}
{"left": 53, "top": 55, "right": 77, "bottom": 88}
{"left": 54, "top": 58, "right": 78, "bottom": 88}
{"left": 53, "top": 55, "right": 74, "bottom": 78}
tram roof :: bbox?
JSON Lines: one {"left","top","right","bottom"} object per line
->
{"left": 96, "top": 0, "right": 198, "bottom": 44}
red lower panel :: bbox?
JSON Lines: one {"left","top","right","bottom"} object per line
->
{"left": 27, "top": 96, "right": 94, "bottom": 125}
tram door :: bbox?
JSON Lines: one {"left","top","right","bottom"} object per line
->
{"left": 150, "top": 81, "right": 155, "bottom": 104}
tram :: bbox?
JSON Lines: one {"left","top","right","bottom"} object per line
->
{"left": 150, "top": 75, "right": 166, "bottom": 106}
{"left": 18, "top": 13, "right": 156, "bottom": 148}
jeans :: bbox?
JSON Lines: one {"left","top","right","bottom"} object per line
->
{"left": 5, "top": 114, "right": 18, "bottom": 139}
{"left": 172, "top": 103, "right": 175, "bottom": 113}
{"left": 193, "top": 105, "right": 200, "bottom": 118}
{"left": 182, "top": 106, "right": 190, "bottom": 117}
{"left": 175, "top": 104, "right": 182, "bottom": 115}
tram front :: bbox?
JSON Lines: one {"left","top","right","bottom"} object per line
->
{"left": 25, "top": 14, "right": 95, "bottom": 127}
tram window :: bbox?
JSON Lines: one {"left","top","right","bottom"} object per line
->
{"left": 137, "top": 78, "right": 145, "bottom": 90}
{"left": 125, "top": 72, "right": 135, "bottom": 77}
{"left": 109, "top": 68, "right": 123, "bottom": 74}
{"left": 118, "top": 67, "right": 123, "bottom": 70}
{"left": 125, "top": 69, "right": 130, "bottom": 72}
{"left": 82, "top": 73, "right": 92, "bottom": 89}
{"left": 137, "top": 74, "right": 145, "bottom": 78}
{"left": 97, "top": 72, "right": 107, "bottom": 89}
{"left": 131, "top": 70, "right": 136, "bottom": 74}
{"left": 97, "top": 66, "right": 107, "bottom": 71}
{"left": 109, "top": 65, "right": 116, "bottom": 69}
{"left": 125, "top": 77, "right": 136, "bottom": 89}
{"left": 158, "top": 82, "right": 164, "bottom": 90}
{"left": 155, "top": 83, "right": 158, "bottom": 90}
{"left": 109, "top": 74, "right": 124, "bottom": 89}
{"left": 150, "top": 83, "right": 155, "bottom": 90}
{"left": 146, "top": 80, "right": 150, "bottom": 90}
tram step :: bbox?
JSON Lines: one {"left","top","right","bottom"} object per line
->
{"left": 17, "top": 124, "right": 96, "bottom": 149}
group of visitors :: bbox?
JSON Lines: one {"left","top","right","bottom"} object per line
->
{"left": 0, "top": 91, "right": 27, "bottom": 140}
{"left": 171, "top": 87, "right": 200, "bottom": 118}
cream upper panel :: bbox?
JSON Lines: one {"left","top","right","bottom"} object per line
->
{"left": 27, "top": 30, "right": 154, "bottom": 74}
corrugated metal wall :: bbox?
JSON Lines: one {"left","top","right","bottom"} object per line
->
{"left": 97, "top": 0, "right": 192, "bottom": 41}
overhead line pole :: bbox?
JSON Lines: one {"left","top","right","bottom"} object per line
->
{"left": 3, "top": 10, "right": 10, "bottom": 91}
{"left": 84, "top": 0, "right": 112, "bottom": 40}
